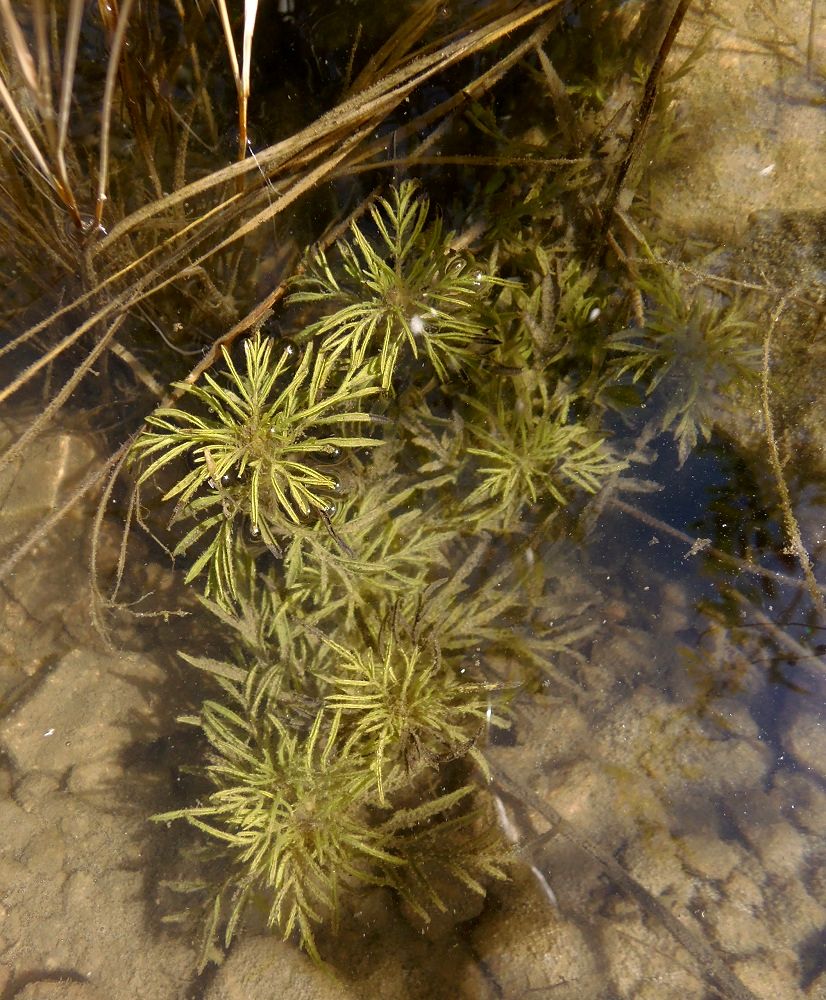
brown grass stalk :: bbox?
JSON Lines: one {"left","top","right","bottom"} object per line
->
{"left": 760, "top": 299, "right": 826, "bottom": 617}
{"left": 1, "top": 0, "right": 563, "bottom": 386}
{"left": 0, "top": 0, "right": 567, "bottom": 599}
{"left": 96, "top": 0, "right": 138, "bottom": 226}
{"left": 54, "top": 0, "right": 83, "bottom": 223}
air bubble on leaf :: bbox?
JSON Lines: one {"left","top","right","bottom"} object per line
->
{"left": 322, "top": 472, "right": 344, "bottom": 496}
{"left": 296, "top": 504, "right": 316, "bottom": 525}
{"left": 319, "top": 499, "right": 338, "bottom": 520}
{"left": 279, "top": 338, "right": 301, "bottom": 363}
{"left": 207, "top": 471, "right": 236, "bottom": 490}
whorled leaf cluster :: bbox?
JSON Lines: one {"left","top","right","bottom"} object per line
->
{"left": 158, "top": 604, "right": 512, "bottom": 964}
{"left": 289, "top": 183, "right": 511, "bottom": 389}
{"left": 135, "top": 178, "right": 760, "bottom": 965}
{"left": 610, "top": 269, "right": 760, "bottom": 464}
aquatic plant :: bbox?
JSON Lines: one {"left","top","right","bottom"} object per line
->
{"left": 610, "top": 270, "right": 760, "bottom": 463}
{"left": 289, "top": 181, "right": 509, "bottom": 389}
{"left": 320, "top": 629, "right": 506, "bottom": 803}
{"left": 464, "top": 380, "right": 624, "bottom": 522}
{"left": 156, "top": 700, "right": 395, "bottom": 962}
{"left": 1, "top": 0, "right": 782, "bottom": 976}
{"left": 130, "top": 169, "right": 634, "bottom": 960}
{"left": 133, "top": 135, "right": 764, "bottom": 959}
{"left": 129, "top": 335, "right": 380, "bottom": 601}
{"left": 155, "top": 656, "right": 509, "bottom": 964}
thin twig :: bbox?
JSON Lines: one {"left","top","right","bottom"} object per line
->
{"left": 0, "top": 316, "right": 125, "bottom": 477}
{"left": 491, "top": 761, "right": 760, "bottom": 1000}
{"left": 594, "top": 0, "right": 693, "bottom": 263}
{"left": 96, "top": 0, "right": 138, "bottom": 226}
{"left": 729, "top": 590, "right": 825, "bottom": 670}
{"left": 609, "top": 497, "right": 826, "bottom": 597}
{"left": 0, "top": 443, "right": 129, "bottom": 583}
{"left": 90, "top": 441, "right": 137, "bottom": 643}
{"left": 760, "top": 298, "right": 826, "bottom": 617}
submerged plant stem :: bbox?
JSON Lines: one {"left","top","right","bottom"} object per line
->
{"left": 610, "top": 498, "right": 826, "bottom": 597}
{"left": 490, "top": 760, "right": 760, "bottom": 1000}
{"left": 760, "top": 297, "right": 826, "bottom": 617}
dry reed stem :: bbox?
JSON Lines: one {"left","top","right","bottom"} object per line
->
{"left": 96, "top": 0, "right": 137, "bottom": 225}
{"left": 55, "top": 0, "right": 83, "bottom": 222}
{"left": 0, "top": 0, "right": 563, "bottom": 391}
{"left": 6, "top": 0, "right": 553, "bottom": 310}
{"left": 344, "top": 13, "right": 559, "bottom": 172}
{"left": 348, "top": 0, "right": 442, "bottom": 93}
{"left": 0, "top": 0, "right": 565, "bottom": 599}
{"left": 92, "top": 1, "right": 562, "bottom": 254}
{"left": 0, "top": 0, "right": 104, "bottom": 225}
{"left": 240, "top": 0, "right": 259, "bottom": 159}
{"left": 212, "top": 0, "right": 260, "bottom": 160}
{"left": 342, "top": 154, "right": 587, "bottom": 177}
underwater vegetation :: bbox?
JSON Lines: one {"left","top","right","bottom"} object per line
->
{"left": 133, "top": 182, "right": 556, "bottom": 960}
{"left": 132, "top": 171, "right": 762, "bottom": 963}
{"left": 610, "top": 269, "right": 761, "bottom": 465}
{"left": 6, "top": 0, "right": 813, "bottom": 979}
{"left": 290, "top": 183, "right": 508, "bottom": 389}
{"left": 130, "top": 335, "right": 381, "bottom": 601}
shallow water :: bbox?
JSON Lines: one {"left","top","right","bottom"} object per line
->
{"left": 0, "top": 2, "right": 824, "bottom": 999}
